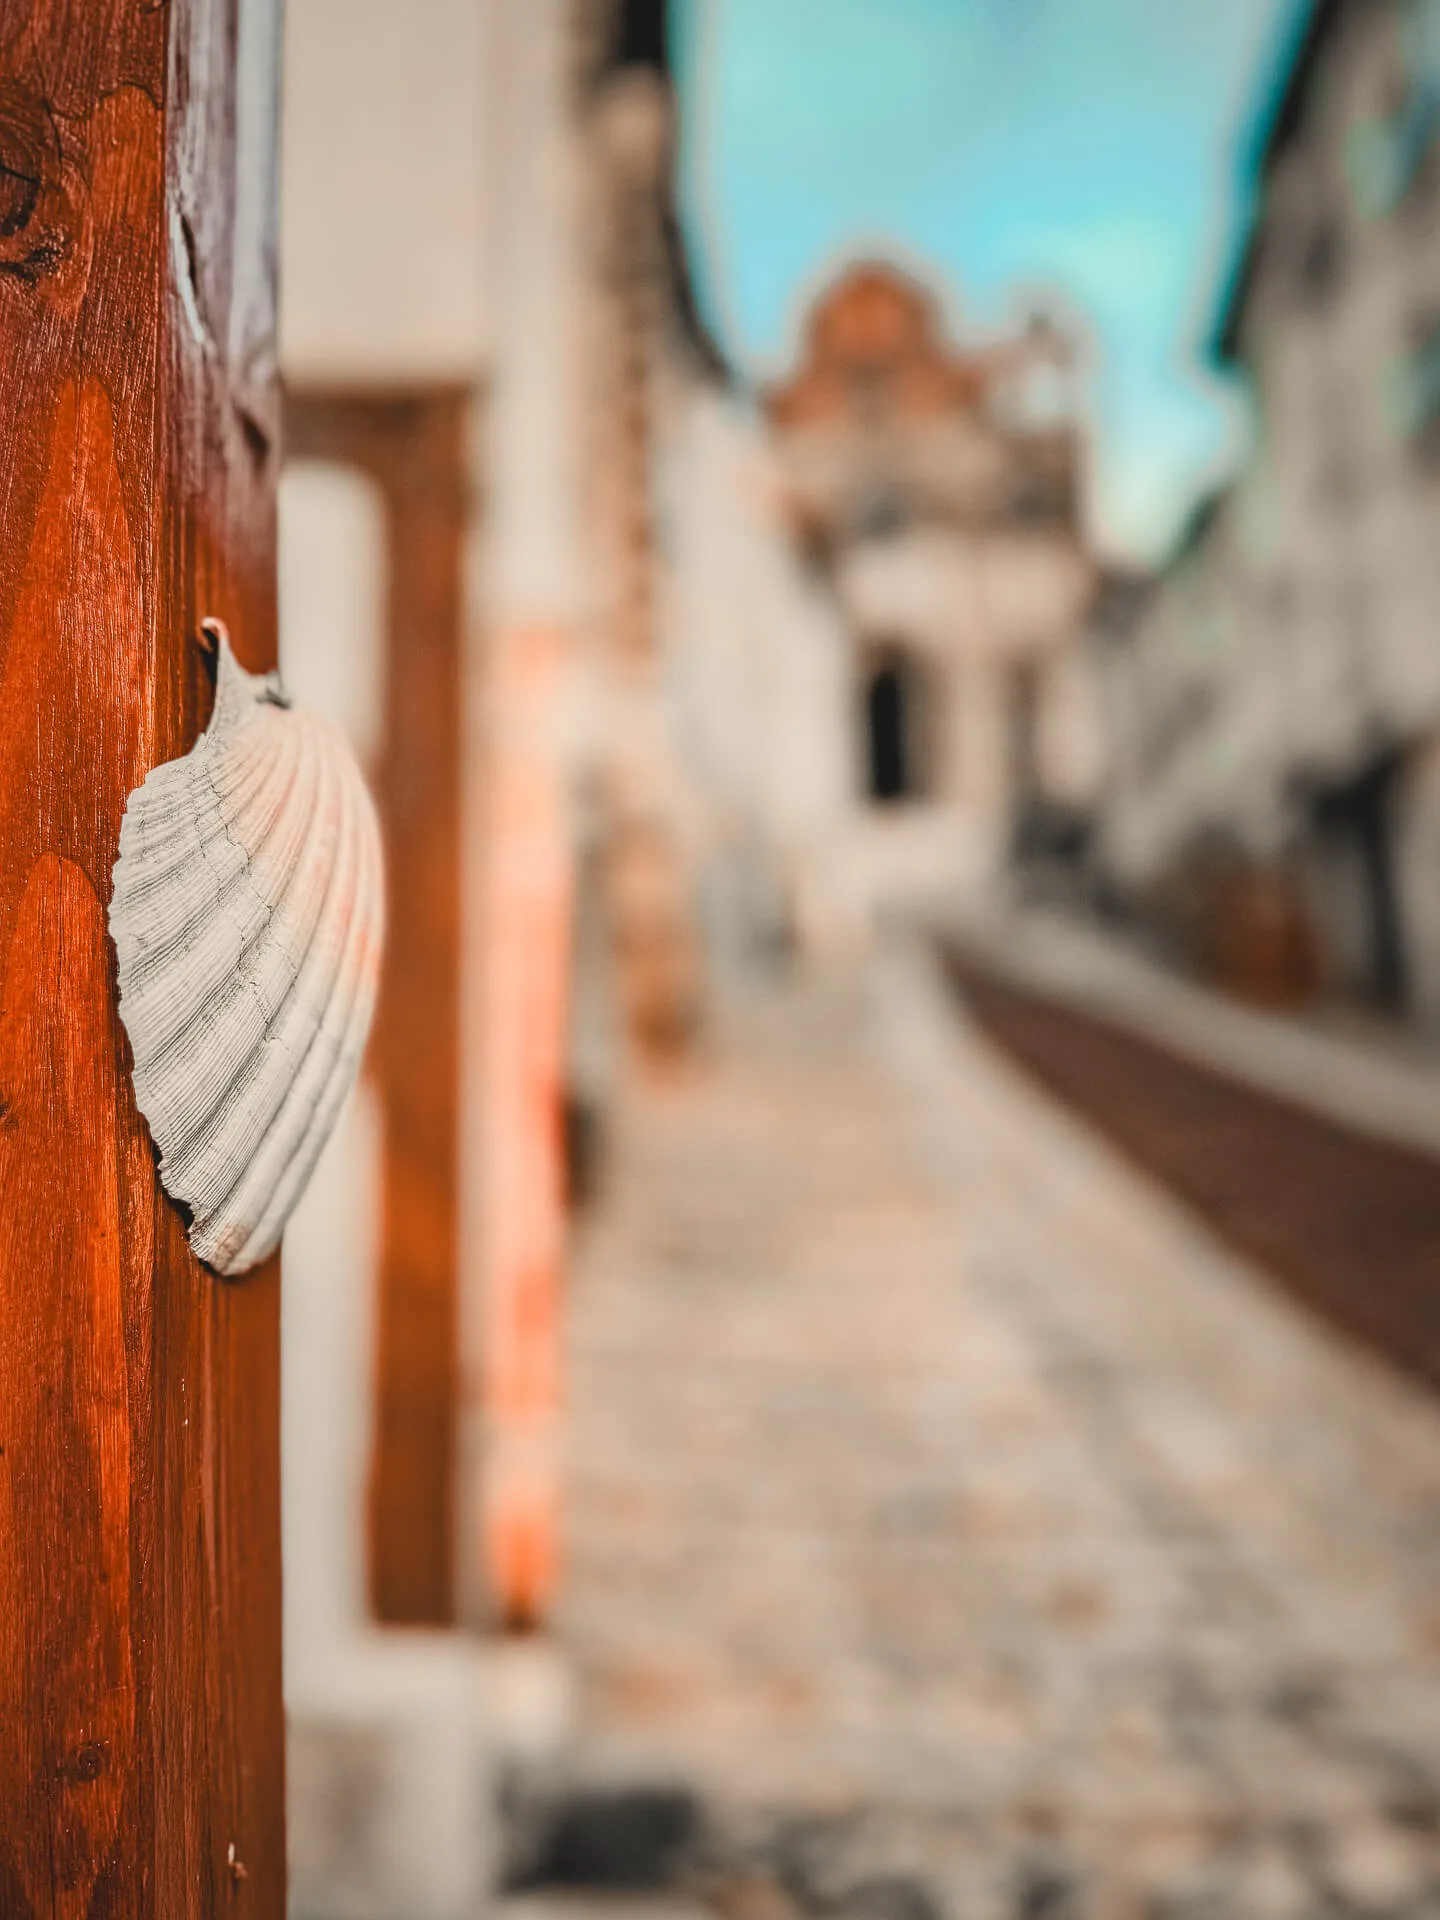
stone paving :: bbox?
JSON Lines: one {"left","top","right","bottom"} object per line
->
{"left": 555, "top": 940, "right": 1440, "bottom": 1918}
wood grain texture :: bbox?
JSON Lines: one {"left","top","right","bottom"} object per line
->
{"left": 0, "top": 2, "right": 285, "bottom": 1912}
{"left": 285, "top": 387, "right": 471, "bottom": 1626}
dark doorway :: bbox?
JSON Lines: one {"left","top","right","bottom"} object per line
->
{"left": 865, "top": 649, "right": 928, "bottom": 803}
{"left": 1307, "top": 750, "right": 1408, "bottom": 1012}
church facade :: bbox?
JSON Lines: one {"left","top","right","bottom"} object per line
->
{"left": 759, "top": 263, "right": 1102, "bottom": 922}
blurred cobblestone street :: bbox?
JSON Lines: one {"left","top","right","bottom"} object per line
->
{"left": 559, "top": 941, "right": 1440, "bottom": 1918}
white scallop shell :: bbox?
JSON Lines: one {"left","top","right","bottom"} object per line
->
{"left": 110, "top": 623, "right": 384, "bottom": 1276}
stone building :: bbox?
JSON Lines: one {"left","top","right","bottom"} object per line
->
{"left": 1094, "top": 0, "right": 1440, "bottom": 1020}
{"left": 763, "top": 264, "right": 1101, "bottom": 914}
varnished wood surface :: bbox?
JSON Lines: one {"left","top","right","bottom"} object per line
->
{"left": 285, "top": 387, "right": 471, "bottom": 1627}
{"left": 0, "top": 2, "right": 285, "bottom": 1912}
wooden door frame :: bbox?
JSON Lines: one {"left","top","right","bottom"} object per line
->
{"left": 284, "top": 383, "right": 475, "bottom": 1626}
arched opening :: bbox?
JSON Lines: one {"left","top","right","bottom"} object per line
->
{"left": 864, "top": 648, "right": 930, "bottom": 803}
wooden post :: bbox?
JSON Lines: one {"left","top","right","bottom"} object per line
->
{"left": 285, "top": 386, "right": 471, "bottom": 1629}
{"left": 0, "top": 2, "right": 285, "bottom": 1912}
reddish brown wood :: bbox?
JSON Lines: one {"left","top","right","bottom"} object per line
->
{"left": 285, "top": 387, "right": 472, "bottom": 1626}
{"left": 0, "top": 3, "right": 285, "bottom": 1913}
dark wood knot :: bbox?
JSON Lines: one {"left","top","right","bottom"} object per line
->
{"left": 0, "top": 85, "right": 73, "bottom": 284}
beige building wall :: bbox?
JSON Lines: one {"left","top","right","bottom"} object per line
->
{"left": 656, "top": 383, "right": 859, "bottom": 957}
{"left": 280, "top": 0, "right": 491, "bottom": 381}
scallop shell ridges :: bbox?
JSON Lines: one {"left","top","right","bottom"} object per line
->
{"left": 110, "top": 628, "right": 384, "bottom": 1277}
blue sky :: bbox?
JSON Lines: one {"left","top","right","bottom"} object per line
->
{"left": 671, "top": 0, "right": 1313, "bottom": 561}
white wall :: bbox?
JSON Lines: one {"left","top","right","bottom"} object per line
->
{"left": 280, "top": 0, "right": 490, "bottom": 379}
{"left": 658, "top": 384, "right": 863, "bottom": 953}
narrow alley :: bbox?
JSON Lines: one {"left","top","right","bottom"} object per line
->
{"left": 551, "top": 945, "right": 1440, "bottom": 1916}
